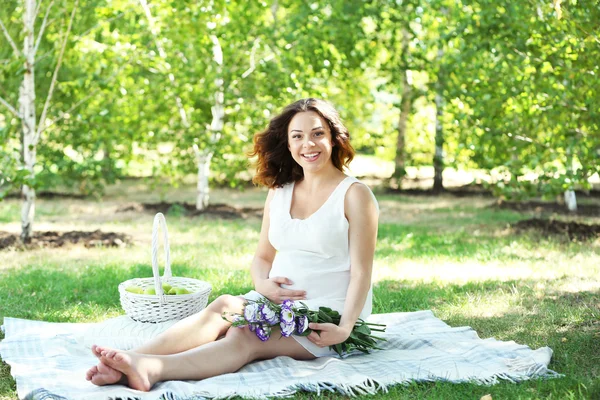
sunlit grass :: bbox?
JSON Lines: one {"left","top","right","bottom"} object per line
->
{"left": 0, "top": 185, "right": 599, "bottom": 399}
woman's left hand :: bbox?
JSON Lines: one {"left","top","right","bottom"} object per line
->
{"left": 306, "top": 323, "right": 351, "bottom": 348}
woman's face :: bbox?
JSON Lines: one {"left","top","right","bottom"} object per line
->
{"left": 287, "top": 111, "right": 334, "bottom": 174}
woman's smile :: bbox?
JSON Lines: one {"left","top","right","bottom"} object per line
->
{"left": 301, "top": 152, "right": 321, "bottom": 162}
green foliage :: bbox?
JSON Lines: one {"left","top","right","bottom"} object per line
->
{"left": 0, "top": 146, "right": 23, "bottom": 200}
{"left": 446, "top": 0, "right": 600, "bottom": 199}
{"left": 0, "top": 0, "right": 597, "bottom": 201}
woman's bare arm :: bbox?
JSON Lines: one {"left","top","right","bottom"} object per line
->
{"left": 307, "top": 183, "right": 378, "bottom": 346}
{"left": 251, "top": 189, "right": 306, "bottom": 303}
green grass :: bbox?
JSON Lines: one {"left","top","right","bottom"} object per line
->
{"left": 1, "top": 184, "right": 599, "bottom": 399}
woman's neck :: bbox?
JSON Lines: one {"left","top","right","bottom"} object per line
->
{"left": 300, "top": 164, "right": 346, "bottom": 192}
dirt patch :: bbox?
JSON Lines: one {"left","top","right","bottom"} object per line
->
{"left": 511, "top": 219, "right": 600, "bottom": 241}
{"left": 497, "top": 201, "right": 600, "bottom": 217}
{"left": 385, "top": 186, "right": 493, "bottom": 198}
{"left": 0, "top": 230, "right": 132, "bottom": 251}
{"left": 4, "top": 191, "right": 88, "bottom": 200}
{"left": 384, "top": 182, "right": 494, "bottom": 197}
{"left": 117, "top": 202, "right": 263, "bottom": 219}
{"left": 384, "top": 182, "right": 600, "bottom": 200}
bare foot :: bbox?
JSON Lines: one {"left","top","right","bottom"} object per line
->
{"left": 85, "top": 361, "right": 125, "bottom": 386}
{"left": 91, "top": 344, "right": 103, "bottom": 358}
{"left": 99, "top": 348, "right": 156, "bottom": 392}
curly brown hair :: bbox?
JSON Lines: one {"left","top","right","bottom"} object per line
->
{"left": 250, "top": 98, "right": 355, "bottom": 188}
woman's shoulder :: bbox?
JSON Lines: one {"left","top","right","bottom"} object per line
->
{"left": 343, "top": 176, "right": 375, "bottom": 197}
{"left": 265, "top": 181, "right": 294, "bottom": 208}
{"left": 344, "top": 178, "right": 379, "bottom": 214}
{"left": 346, "top": 180, "right": 376, "bottom": 201}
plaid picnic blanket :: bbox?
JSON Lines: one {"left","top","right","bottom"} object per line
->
{"left": 0, "top": 310, "right": 559, "bottom": 400}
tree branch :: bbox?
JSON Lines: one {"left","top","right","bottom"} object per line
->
{"left": 240, "top": 39, "right": 260, "bottom": 79}
{"left": 40, "top": 53, "right": 136, "bottom": 133}
{"left": 33, "top": 48, "right": 54, "bottom": 66}
{"left": 34, "top": 0, "right": 55, "bottom": 56}
{"left": 36, "top": 0, "right": 78, "bottom": 142}
{"left": 42, "top": 8, "right": 68, "bottom": 34}
{"left": 228, "top": 43, "right": 275, "bottom": 91}
{"left": 34, "top": 0, "right": 43, "bottom": 21}
{"left": 573, "top": 21, "right": 600, "bottom": 45}
{"left": 0, "top": 95, "right": 20, "bottom": 118}
{"left": 0, "top": 17, "right": 23, "bottom": 58}
{"left": 73, "top": 12, "right": 125, "bottom": 41}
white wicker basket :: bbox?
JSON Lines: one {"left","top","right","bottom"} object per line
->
{"left": 118, "top": 212, "right": 212, "bottom": 323}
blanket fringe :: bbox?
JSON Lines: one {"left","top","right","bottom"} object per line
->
{"left": 26, "top": 389, "right": 69, "bottom": 400}
{"left": 504, "top": 357, "right": 564, "bottom": 383}
{"left": 287, "top": 378, "right": 390, "bottom": 398}
{"left": 150, "top": 368, "right": 562, "bottom": 400}
{"left": 21, "top": 367, "right": 563, "bottom": 400}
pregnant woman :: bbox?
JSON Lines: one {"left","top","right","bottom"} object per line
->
{"left": 86, "top": 97, "right": 379, "bottom": 391}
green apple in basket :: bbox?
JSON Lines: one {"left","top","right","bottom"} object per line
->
{"left": 125, "top": 285, "right": 144, "bottom": 294}
{"left": 143, "top": 287, "right": 156, "bottom": 295}
{"left": 168, "top": 287, "right": 192, "bottom": 295}
{"left": 161, "top": 283, "right": 173, "bottom": 293}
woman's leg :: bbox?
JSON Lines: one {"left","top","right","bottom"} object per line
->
{"left": 91, "top": 294, "right": 245, "bottom": 358}
{"left": 134, "top": 294, "right": 246, "bottom": 354}
{"left": 92, "top": 325, "right": 315, "bottom": 391}
{"left": 87, "top": 294, "right": 246, "bottom": 385}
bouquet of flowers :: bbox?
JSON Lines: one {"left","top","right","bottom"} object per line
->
{"left": 223, "top": 298, "right": 386, "bottom": 357}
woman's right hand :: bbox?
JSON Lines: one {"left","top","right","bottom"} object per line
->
{"left": 255, "top": 276, "right": 306, "bottom": 304}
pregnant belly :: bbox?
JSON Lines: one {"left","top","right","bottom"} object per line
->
{"left": 269, "top": 258, "right": 350, "bottom": 305}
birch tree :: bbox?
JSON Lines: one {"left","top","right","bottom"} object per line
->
{"left": 194, "top": 34, "right": 223, "bottom": 210}
{"left": 0, "top": 0, "right": 78, "bottom": 242}
{"left": 137, "top": 0, "right": 278, "bottom": 210}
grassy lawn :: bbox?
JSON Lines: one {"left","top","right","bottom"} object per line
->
{"left": 0, "top": 181, "right": 599, "bottom": 399}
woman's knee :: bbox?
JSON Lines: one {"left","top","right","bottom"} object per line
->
{"left": 207, "top": 294, "right": 244, "bottom": 314}
{"left": 224, "top": 326, "right": 257, "bottom": 360}
{"left": 228, "top": 327, "right": 315, "bottom": 362}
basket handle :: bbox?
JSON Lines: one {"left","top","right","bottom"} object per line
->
{"left": 151, "top": 212, "right": 172, "bottom": 299}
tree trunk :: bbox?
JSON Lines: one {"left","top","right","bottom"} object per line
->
{"left": 194, "top": 35, "right": 225, "bottom": 211}
{"left": 195, "top": 151, "right": 213, "bottom": 211}
{"left": 393, "top": 68, "right": 412, "bottom": 185}
{"left": 432, "top": 49, "right": 445, "bottom": 194}
{"left": 564, "top": 146, "right": 577, "bottom": 212}
{"left": 20, "top": 0, "right": 37, "bottom": 243}
{"left": 564, "top": 190, "right": 577, "bottom": 212}
{"left": 102, "top": 139, "right": 113, "bottom": 181}
{"left": 271, "top": 0, "right": 278, "bottom": 26}
{"left": 392, "top": 29, "right": 413, "bottom": 186}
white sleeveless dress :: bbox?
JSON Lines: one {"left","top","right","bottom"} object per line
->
{"left": 244, "top": 175, "right": 378, "bottom": 357}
